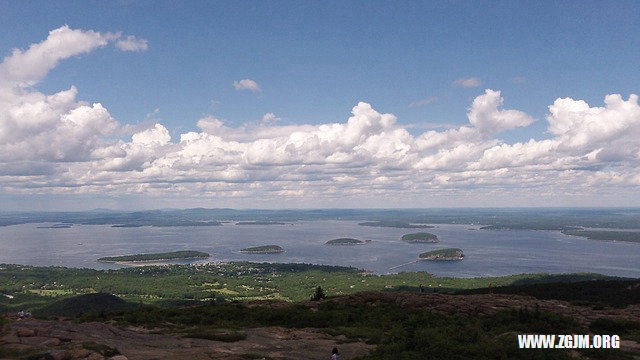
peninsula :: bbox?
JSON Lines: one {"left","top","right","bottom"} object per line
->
{"left": 561, "top": 229, "right": 640, "bottom": 243}
{"left": 401, "top": 232, "right": 439, "bottom": 243}
{"left": 97, "top": 251, "right": 210, "bottom": 263}
{"left": 239, "top": 245, "right": 284, "bottom": 254}
{"left": 419, "top": 248, "right": 464, "bottom": 261}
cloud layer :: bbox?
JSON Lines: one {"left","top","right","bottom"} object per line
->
{"left": 1, "top": 26, "right": 639, "bottom": 207}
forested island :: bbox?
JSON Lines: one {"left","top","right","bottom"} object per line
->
{"left": 401, "top": 232, "right": 439, "bottom": 243}
{"left": 562, "top": 229, "right": 640, "bottom": 243}
{"left": 358, "top": 221, "right": 434, "bottom": 229}
{"left": 325, "top": 238, "right": 369, "bottom": 245}
{"left": 235, "top": 221, "right": 287, "bottom": 225}
{"left": 419, "top": 248, "right": 464, "bottom": 261}
{"left": 97, "top": 251, "right": 210, "bottom": 263}
{"left": 239, "top": 245, "right": 284, "bottom": 254}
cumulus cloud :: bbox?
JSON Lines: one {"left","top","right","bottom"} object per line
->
{"left": 233, "top": 79, "right": 261, "bottom": 92}
{"left": 467, "top": 89, "right": 535, "bottom": 134}
{"left": 115, "top": 35, "right": 149, "bottom": 52}
{"left": 0, "top": 25, "right": 114, "bottom": 87}
{"left": 0, "top": 26, "right": 139, "bottom": 164}
{"left": 2, "top": 26, "right": 640, "bottom": 206}
{"left": 453, "top": 77, "right": 482, "bottom": 88}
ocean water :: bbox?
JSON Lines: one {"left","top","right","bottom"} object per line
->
{"left": 0, "top": 221, "right": 638, "bottom": 278}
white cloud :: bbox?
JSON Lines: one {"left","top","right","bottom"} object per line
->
{"left": 547, "top": 94, "right": 640, "bottom": 149}
{"left": 453, "top": 77, "right": 482, "bottom": 88}
{"left": 467, "top": 89, "right": 535, "bottom": 134}
{"left": 3, "top": 27, "right": 640, "bottom": 206}
{"left": 233, "top": 79, "right": 261, "bottom": 92}
{"left": 0, "top": 25, "right": 115, "bottom": 87}
{"left": 0, "top": 26, "right": 136, "bottom": 164}
{"left": 115, "top": 35, "right": 149, "bottom": 52}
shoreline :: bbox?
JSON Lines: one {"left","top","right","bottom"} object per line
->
{"left": 97, "top": 256, "right": 212, "bottom": 266}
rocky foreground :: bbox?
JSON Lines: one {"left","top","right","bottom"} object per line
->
{"left": 0, "top": 319, "right": 373, "bottom": 360}
{"left": 2, "top": 291, "right": 640, "bottom": 359}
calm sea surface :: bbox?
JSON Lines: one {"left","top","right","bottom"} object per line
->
{"left": 0, "top": 221, "right": 638, "bottom": 278}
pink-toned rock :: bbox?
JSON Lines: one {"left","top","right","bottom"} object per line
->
{"left": 0, "top": 334, "right": 21, "bottom": 344}
{"left": 66, "top": 348, "right": 93, "bottom": 358}
{"left": 19, "top": 336, "right": 58, "bottom": 346}
{"left": 109, "top": 356, "right": 129, "bottom": 360}
{"left": 16, "top": 328, "right": 36, "bottom": 337}
{"left": 85, "top": 353, "right": 106, "bottom": 360}
{"left": 42, "top": 337, "right": 62, "bottom": 347}
{"left": 49, "top": 350, "right": 68, "bottom": 360}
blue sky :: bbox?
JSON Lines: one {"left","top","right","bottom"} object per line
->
{"left": 1, "top": 1, "right": 639, "bottom": 209}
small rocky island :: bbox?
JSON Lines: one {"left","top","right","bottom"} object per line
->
{"left": 401, "top": 232, "right": 439, "bottom": 243}
{"left": 239, "top": 245, "right": 284, "bottom": 254}
{"left": 325, "top": 238, "right": 370, "bottom": 245}
{"left": 419, "top": 248, "right": 464, "bottom": 261}
{"left": 98, "top": 250, "right": 210, "bottom": 263}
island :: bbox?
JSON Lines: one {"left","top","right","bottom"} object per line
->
{"left": 37, "top": 223, "right": 73, "bottom": 229}
{"left": 235, "top": 221, "right": 287, "bottom": 225}
{"left": 401, "top": 232, "right": 439, "bottom": 243}
{"left": 239, "top": 245, "right": 284, "bottom": 254}
{"left": 358, "top": 221, "right": 434, "bottom": 229}
{"left": 97, "top": 250, "right": 210, "bottom": 263}
{"left": 325, "top": 238, "right": 370, "bottom": 245}
{"left": 418, "top": 248, "right": 464, "bottom": 261}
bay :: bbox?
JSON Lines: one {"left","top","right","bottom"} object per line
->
{"left": 0, "top": 220, "right": 638, "bottom": 278}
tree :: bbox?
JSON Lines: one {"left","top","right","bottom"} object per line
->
{"left": 311, "top": 286, "right": 325, "bottom": 300}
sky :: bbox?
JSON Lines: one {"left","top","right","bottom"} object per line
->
{"left": 1, "top": 1, "right": 639, "bottom": 210}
